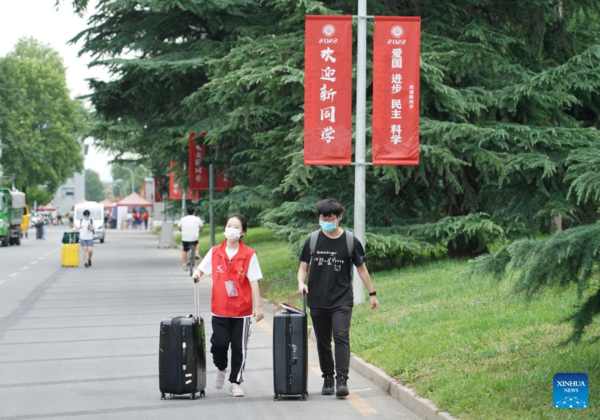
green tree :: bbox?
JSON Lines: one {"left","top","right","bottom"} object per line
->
{"left": 0, "top": 38, "right": 86, "bottom": 195}
{"left": 66, "top": 0, "right": 600, "bottom": 260}
{"left": 85, "top": 169, "right": 106, "bottom": 201}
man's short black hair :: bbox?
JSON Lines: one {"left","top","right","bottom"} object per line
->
{"left": 83, "top": 210, "right": 90, "bottom": 216}
{"left": 186, "top": 206, "right": 195, "bottom": 215}
{"left": 316, "top": 198, "right": 345, "bottom": 217}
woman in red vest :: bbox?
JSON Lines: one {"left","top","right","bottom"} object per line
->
{"left": 192, "top": 214, "right": 264, "bottom": 398}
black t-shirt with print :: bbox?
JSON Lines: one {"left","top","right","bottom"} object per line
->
{"left": 299, "top": 231, "right": 367, "bottom": 309}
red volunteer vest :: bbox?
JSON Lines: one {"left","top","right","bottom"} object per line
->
{"left": 211, "top": 240, "right": 255, "bottom": 317}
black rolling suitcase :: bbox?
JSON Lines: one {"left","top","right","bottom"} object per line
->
{"left": 273, "top": 292, "right": 308, "bottom": 401}
{"left": 159, "top": 282, "right": 207, "bottom": 400}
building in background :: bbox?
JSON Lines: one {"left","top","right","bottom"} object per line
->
{"left": 51, "top": 139, "right": 87, "bottom": 215}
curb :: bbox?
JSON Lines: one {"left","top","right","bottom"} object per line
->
{"left": 261, "top": 297, "right": 457, "bottom": 420}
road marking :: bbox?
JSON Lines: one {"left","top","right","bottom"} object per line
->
{"left": 39, "top": 257, "right": 46, "bottom": 260}
{"left": 9, "top": 273, "right": 19, "bottom": 278}
{"left": 256, "top": 319, "right": 272, "bottom": 335}
{"left": 21, "top": 266, "right": 29, "bottom": 271}
{"left": 31, "top": 261, "right": 38, "bottom": 265}
{"left": 347, "top": 391, "right": 379, "bottom": 417}
{"left": 0, "top": 280, "right": 5, "bottom": 285}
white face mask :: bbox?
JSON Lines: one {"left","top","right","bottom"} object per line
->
{"left": 224, "top": 227, "right": 242, "bottom": 241}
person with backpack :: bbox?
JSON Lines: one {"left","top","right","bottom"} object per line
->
{"left": 192, "top": 214, "right": 264, "bottom": 398}
{"left": 297, "top": 198, "right": 379, "bottom": 398}
{"left": 76, "top": 209, "right": 95, "bottom": 268}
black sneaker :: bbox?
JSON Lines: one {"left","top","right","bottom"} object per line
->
{"left": 321, "top": 374, "right": 335, "bottom": 395}
{"left": 335, "top": 375, "right": 349, "bottom": 398}
{"left": 84, "top": 263, "right": 89, "bottom": 268}
{"left": 88, "top": 259, "right": 92, "bottom": 267}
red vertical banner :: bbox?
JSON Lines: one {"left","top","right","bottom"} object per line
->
{"left": 304, "top": 16, "right": 353, "bottom": 165}
{"left": 169, "top": 161, "right": 200, "bottom": 199}
{"left": 216, "top": 168, "right": 234, "bottom": 190}
{"left": 373, "top": 17, "right": 421, "bottom": 165}
{"left": 154, "top": 179, "right": 163, "bottom": 202}
{"left": 169, "top": 161, "right": 182, "bottom": 199}
{"left": 189, "top": 132, "right": 209, "bottom": 191}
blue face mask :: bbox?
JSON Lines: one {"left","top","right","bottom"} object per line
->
{"left": 319, "top": 220, "right": 337, "bottom": 232}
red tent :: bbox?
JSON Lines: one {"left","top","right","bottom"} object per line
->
{"left": 38, "top": 204, "right": 56, "bottom": 211}
{"left": 100, "top": 199, "right": 115, "bottom": 209}
{"left": 117, "top": 192, "right": 152, "bottom": 207}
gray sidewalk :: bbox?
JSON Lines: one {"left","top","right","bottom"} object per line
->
{"left": 0, "top": 230, "right": 418, "bottom": 419}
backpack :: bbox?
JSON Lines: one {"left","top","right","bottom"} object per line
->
{"left": 81, "top": 219, "right": 94, "bottom": 231}
{"left": 308, "top": 230, "right": 354, "bottom": 266}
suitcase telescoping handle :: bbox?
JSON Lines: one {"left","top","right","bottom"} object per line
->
{"left": 303, "top": 289, "right": 307, "bottom": 314}
{"left": 193, "top": 281, "right": 200, "bottom": 320}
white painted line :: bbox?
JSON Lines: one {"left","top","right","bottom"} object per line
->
{"left": 0, "top": 280, "right": 6, "bottom": 285}
{"left": 21, "top": 266, "right": 30, "bottom": 271}
{"left": 9, "top": 273, "right": 19, "bottom": 278}
{"left": 31, "top": 261, "right": 38, "bottom": 265}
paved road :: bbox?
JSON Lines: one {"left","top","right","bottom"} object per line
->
{"left": 0, "top": 227, "right": 418, "bottom": 420}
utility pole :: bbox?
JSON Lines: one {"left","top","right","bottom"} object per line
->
{"left": 182, "top": 164, "right": 187, "bottom": 218}
{"left": 353, "top": 0, "right": 367, "bottom": 304}
{"left": 209, "top": 163, "right": 215, "bottom": 247}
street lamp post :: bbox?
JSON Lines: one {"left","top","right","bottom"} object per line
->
{"left": 124, "top": 167, "right": 135, "bottom": 194}
{"left": 113, "top": 179, "right": 126, "bottom": 198}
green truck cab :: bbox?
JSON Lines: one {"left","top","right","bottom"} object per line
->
{"left": 0, "top": 188, "right": 26, "bottom": 247}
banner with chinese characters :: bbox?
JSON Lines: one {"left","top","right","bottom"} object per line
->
{"left": 216, "top": 167, "right": 234, "bottom": 190}
{"left": 373, "top": 17, "right": 421, "bottom": 165}
{"left": 154, "top": 179, "right": 163, "bottom": 202}
{"left": 169, "top": 161, "right": 200, "bottom": 200}
{"left": 304, "top": 15, "right": 353, "bottom": 165}
{"left": 189, "top": 132, "right": 209, "bottom": 191}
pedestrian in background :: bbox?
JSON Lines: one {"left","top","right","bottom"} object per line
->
{"left": 177, "top": 206, "right": 203, "bottom": 270}
{"left": 76, "top": 209, "right": 95, "bottom": 268}
{"left": 143, "top": 210, "right": 149, "bottom": 230}
{"left": 192, "top": 214, "right": 264, "bottom": 398}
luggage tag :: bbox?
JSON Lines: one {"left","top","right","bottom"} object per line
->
{"left": 225, "top": 280, "right": 239, "bottom": 298}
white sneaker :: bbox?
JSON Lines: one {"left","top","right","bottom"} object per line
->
{"left": 214, "top": 370, "right": 227, "bottom": 389}
{"left": 182, "top": 264, "right": 188, "bottom": 271}
{"left": 229, "top": 382, "right": 244, "bottom": 397}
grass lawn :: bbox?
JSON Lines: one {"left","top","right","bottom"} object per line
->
{"left": 179, "top": 228, "right": 599, "bottom": 419}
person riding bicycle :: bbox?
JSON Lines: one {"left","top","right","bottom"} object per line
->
{"left": 178, "top": 205, "right": 203, "bottom": 271}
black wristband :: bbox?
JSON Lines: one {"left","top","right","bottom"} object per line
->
{"left": 369, "top": 291, "right": 377, "bottom": 297}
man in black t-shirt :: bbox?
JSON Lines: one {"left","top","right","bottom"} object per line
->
{"left": 298, "top": 198, "right": 379, "bottom": 398}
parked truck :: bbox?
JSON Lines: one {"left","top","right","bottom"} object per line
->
{"left": 0, "top": 188, "right": 26, "bottom": 247}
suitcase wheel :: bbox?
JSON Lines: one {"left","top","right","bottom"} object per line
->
{"left": 201, "top": 390, "right": 206, "bottom": 397}
{"left": 301, "top": 394, "right": 307, "bottom": 401}
{"left": 161, "top": 393, "right": 166, "bottom": 400}
{"left": 274, "top": 394, "right": 279, "bottom": 401}
{"left": 191, "top": 393, "right": 196, "bottom": 400}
